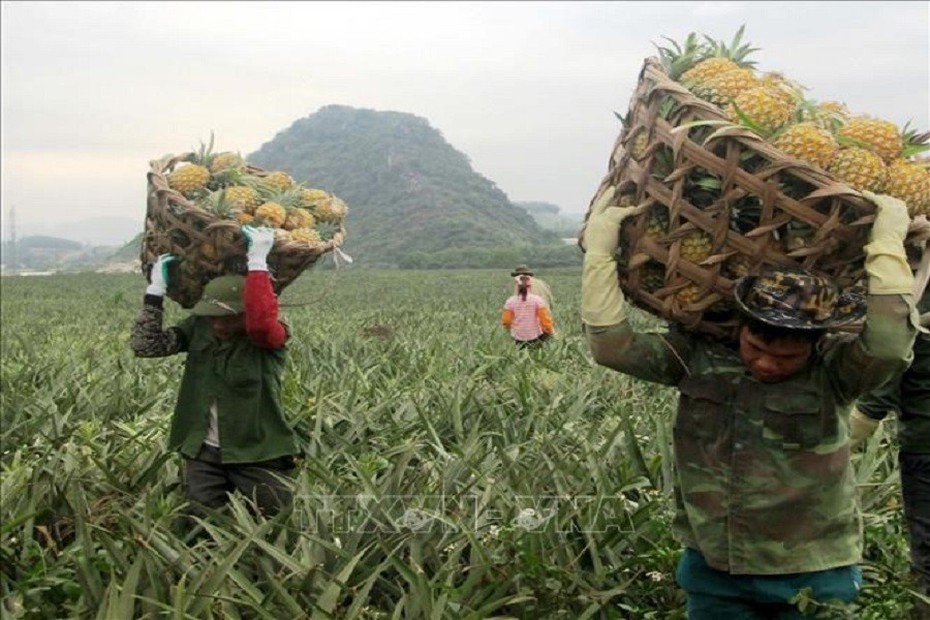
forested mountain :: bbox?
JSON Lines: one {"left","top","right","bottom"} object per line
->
{"left": 249, "top": 105, "right": 577, "bottom": 268}
{"left": 515, "top": 201, "right": 585, "bottom": 238}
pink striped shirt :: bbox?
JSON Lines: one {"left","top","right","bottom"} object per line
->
{"left": 504, "top": 293, "right": 547, "bottom": 341}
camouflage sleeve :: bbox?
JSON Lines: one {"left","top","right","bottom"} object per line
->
{"left": 585, "top": 321, "right": 693, "bottom": 386}
{"left": 827, "top": 294, "right": 917, "bottom": 403}
{"left": 130, "top": 295, "right": 187, "bottom": 358}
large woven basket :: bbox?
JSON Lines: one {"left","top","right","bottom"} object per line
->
{"left": 586, "top": 57, "right": 879, "bottom": 341}
{"left": 141, "top": 152, "right": 346, "bottom": 309}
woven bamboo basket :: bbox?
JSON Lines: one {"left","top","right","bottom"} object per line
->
{"left": 141, "top": 152, "right": 346, "bottom": 309}
{"left": 585, "top": 57, "right": 880, "bottom": 341}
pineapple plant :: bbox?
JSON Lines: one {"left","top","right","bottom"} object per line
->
{"left": 827, "top": 147, "right": 887, "bottom": 193}
{"left": 679, "top": 25, "right": 758, "bottom": 87}
{"left": 771, "top": 122, "right": 839, "bottom": 170}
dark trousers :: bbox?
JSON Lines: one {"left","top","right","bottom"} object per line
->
{"left": 515, "top": 333, "right": 549, "bottom": 349}
{"left": 902, "top": 452, "right": 930, "bottom": 595}
{"left": 183, "top": 444, "right": 295, "bottom": 517}
{"left": 676, "top": 548, "right": 861, "bottom": 619}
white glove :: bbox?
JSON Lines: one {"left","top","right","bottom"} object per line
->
{"left": 146, "top": 253, "right": 176, "bottom": 297}
{"left": 243, "top": 225, "right": 275, "bottom": 272}
{"left": 580, "top": 186, "right": 641, "bottom": 326}
{"left": 862, "top": 191, "right": 913, "bottom": 295}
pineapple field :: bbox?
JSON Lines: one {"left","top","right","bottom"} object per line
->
{"left": 0, "top": 269, "right": 923, "bottom": 618}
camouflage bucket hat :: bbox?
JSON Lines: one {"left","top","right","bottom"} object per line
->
{"left": 191, "top": 275, "right": 246, "bottom": 316}
{"left": 511, "top": 264, "right": 534, "bottom": 277}
{"left": 734, "top": 267, "right": 866, "bottom": 330}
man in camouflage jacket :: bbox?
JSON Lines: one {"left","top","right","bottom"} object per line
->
{"left": 580, "top": 187, "right": 918, "bottom": 618}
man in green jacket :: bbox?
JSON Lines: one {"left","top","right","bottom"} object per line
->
{"left": 852, "top": 270, "right": 930, "bottom": 606}
{"left": 581, "top": 187, "right": 918, "bottom": 618}
{"left": 131, "top": 226, "right": 297, "bottom": 524}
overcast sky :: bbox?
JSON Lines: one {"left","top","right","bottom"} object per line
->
{"left": 2, "top": 1, "right": 928, "bottom": 237}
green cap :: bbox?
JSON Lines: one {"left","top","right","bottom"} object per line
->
{"left": 511, "top": 264, "right": 534, "bottom": 277}
{"left": 191, "top": 275, "right": 246, "bottom": 316}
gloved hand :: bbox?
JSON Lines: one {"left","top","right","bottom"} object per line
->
{"left": 862, "top": 191, "right": 914, "bottom": 295}
{"left": 580, "top": 186, "right": 641, "bottom": 326}
{"left": 146, "top": 253, "right": 176, "bottom": 297}
{"left": 849, "top": 407, "right": 881, "bottom": 449}
{"left": 243, "top": 225, "right": 275, "bottom": 272}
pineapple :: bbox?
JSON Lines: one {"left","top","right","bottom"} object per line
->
{"left": 254, "top": 202, "right": 287, "bottom": 228}
{"left": 680, "top": 25, "right": 758, "bottom": 89}
{"left": 680, "top": 230, "right": 714, "bottom": 264}
{"left": 223, "top": 185, "right": 262, "bottom": 214}
{"left": 691, "top": 68, "right": 760, "bottom": 107}
{"left": 289, "top": 228, "right": 323, "bottom": 246}
{"left": 724, "top": 254, "right": 753, "bottom": 280}
{"left": 284, "top": 207, "right": 316, "bottom": 231}
{"left": 838, "top": 117, "right": 903, "bottom": 163}
{"left": 645, "top": 206, "right": 669, "bottom": 238}
{"left": 298, "top": 187, "right": 331, "bottom": 209}
{"left": 884, "top": 159, "right": 930, "bottom": 216}
{"left": 313, "top": 195, "right": 349, "bottom": 224}
{"left": 261, "top": 171, "right": 295, "bottom": 193}
{"left": 168, "top": 163, "right": 211, "bottom": 197}
{"left": 236, "top": 212, "right": 255, "bottom": 225}
{"left": 727, "top": 86, "right": 794, "bottom": 133}
{"left": 675, "top": 283, "right": 702, "bottom": 305}
{"left": 640, "top": 262, "right": 666, "bottom": 293}
{"left": 210, "top": 152, "right": 244, "bottom": 173}
{"left": 827, "top": 147, "right": 887, "bottom": 193}
{"left": 772, "top": 122, "right": 838, "bottom": 170}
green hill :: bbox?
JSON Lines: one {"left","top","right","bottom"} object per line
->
{"left": 248, "top": 105, "right": 577, "bottom": 268}
{"left": 515, "top": 201, "right": 584, "bottom": 238}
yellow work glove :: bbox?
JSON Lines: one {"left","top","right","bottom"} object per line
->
{"left": 580, "top": 186, "right": 640, "bottom": 327}
{"left": 862, "top": 191, "right": 914, "bottom": 295}
{"left": 849, "top": 407, "right": 881, "bottom": 449}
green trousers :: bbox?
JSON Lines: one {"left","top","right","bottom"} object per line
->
{"left": 676, "top": 548, "right": 861, "bottom": 619}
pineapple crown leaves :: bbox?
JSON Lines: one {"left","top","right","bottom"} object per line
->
{"left": 702, "top": 24, "right": 759, "bottom": 68}
{"left": 256, "top": 185, "right": 303, "bottom": 208}
{"left": 654, "top": 31, "right": 708, "bottom": 80}
{"left": 902, "top": 122, "right": 930, "bottom": 159}
{"left": 191, "top": 131, "right": 217, "bottom": 167}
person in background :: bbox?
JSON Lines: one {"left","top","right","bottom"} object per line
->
{"left": 502, "top": 264, "right": 555, "bottom": 348}
{"left": 131, "top": 226, "right": 298, "bottom": 534}
{"left": 851, "top": 222, "right": 930, "bottom": 613}
{"left": 580, "top": 186, "right": 918, "bottom": 618}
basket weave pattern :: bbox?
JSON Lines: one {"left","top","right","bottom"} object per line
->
{"left": 141, "top": 152, "right": 346, "bottom": 308}
{"left": 589, "top": 58, "right": 876, "bottom": 340}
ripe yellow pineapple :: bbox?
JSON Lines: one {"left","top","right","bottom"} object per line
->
{"left": 727, "top": 86, "right": 793, "bottom": 133}
{"left": 314, "top": 195, "right": 348, "bottom": 224}
{"left": 224, "top": 185, "right": 262, "bottom": 214}
{"left": 254, "top": 202, "right": 287, "bottom": 227}
{"left": 168, "top": 164, "right": 211, "bottom": 197}
{"left": 681, "top": 57, "right": 741, "bottom": 87}
{"left": 289, "top": 228, "right": 323, "bottom": 246}
{"left": 284, "top": 207, "right": 316, "bottom": 231}
{"left": 827, "top": 147, "right": 887, "bottom": 193}
{"left": 236, "top": 212, "right": 255, "bottom": 225}
{"left": 680, "top": 230, "right": 714, "bottom": 263}
{"left": 298, "top": 188, "right": 330, "bottom": 209}
{"left": 691, "top": 68, "right": 760, "bottom": 107}
{"left": 675, "top": 283, "right": 702, "bottom": 305}
{"left": 772, "top": 122, "right": 838, "bottom": 170}
{"left": 838, "top": 117, "right": 903, "bottom": 163}
{"left": 262, "top": 171, "right": 295, "bottom": 193}
{"left": 884, "top": 159, "right": 930, "bottom": 216}
{"left": 210, "top": 152, "right": 244, "bottom": 173}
